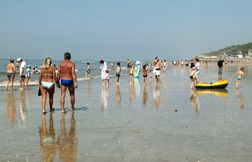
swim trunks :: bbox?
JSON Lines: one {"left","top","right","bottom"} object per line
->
{"left": 7, "top": 72, "right": 15, "bottom": 78}
{"left": 61, "top": 79, "right": 74, "bottom": 87}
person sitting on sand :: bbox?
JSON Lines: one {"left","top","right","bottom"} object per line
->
{"left": 39, "top": 57, "right": 58, "bottom": 114}
{"left": 233, "top": 67, "right": 245, "bottom": 89}
{"left": 5, "top": 58, "right": 16, "bottom": 90}
{"left": 57, "top": 52, "right": 78, "bottom": 113}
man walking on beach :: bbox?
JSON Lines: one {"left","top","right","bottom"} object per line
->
{"left": 57, "top": 52, "right": 78, "bottom": 113}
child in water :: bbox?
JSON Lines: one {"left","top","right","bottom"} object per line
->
{"left": 115, "top": 62, "right": 121, "bottom": 84}
{"left": 233, "top": 67, "right": 245, "bottom": 89}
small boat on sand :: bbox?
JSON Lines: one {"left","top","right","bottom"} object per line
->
{"left": 195, "top": 80, "right": 228, "bottom": 89}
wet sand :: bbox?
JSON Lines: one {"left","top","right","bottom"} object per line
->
{"left": 0, "top": 64, "right": 252, "bottom": 162}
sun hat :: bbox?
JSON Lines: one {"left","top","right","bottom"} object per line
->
{"left": 17, "top": 58, "right": 22, "bottom": 62}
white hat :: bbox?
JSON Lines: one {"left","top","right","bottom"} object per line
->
{"left": 17, "top": 58, "right": 22, "bottom": 62}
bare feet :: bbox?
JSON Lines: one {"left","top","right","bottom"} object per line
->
{"left": 62, "top": 109, "right": 67, "bottom": 113}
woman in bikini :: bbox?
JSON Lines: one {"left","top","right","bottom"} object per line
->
{"left": 39, "top": 57, "right": 58, "bottom": 114}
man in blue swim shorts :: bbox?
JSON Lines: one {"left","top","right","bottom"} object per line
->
{"left": 57, "top": 52, "right": 78, "bottom": 113}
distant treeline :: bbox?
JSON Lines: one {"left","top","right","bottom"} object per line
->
{"left": 203, "top": 42, "right": 252, "bottom": 57}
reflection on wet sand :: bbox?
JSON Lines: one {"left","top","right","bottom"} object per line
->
{"left": 153, "top": 85, "right": 161, "bottom": 108}
{"left": 7, "top": 91, "right": 16, "bottom": 127}
{"left": 115, "top": 85, "right": 121, "bottom": 105}
{"left": 142, "top": 86, "right": 148, "bottom": 106}
{"left": 19, "top": 91, "right": 27, "bottom": 124}
{"left": 39, "top": 113, "right": 57, "bottom": 161}
{"left": 87, "top": 79, "right": 92, "bottom": 97}
{"left": 134, "top": 78, "right": 140, "bottom": 97}
{"left": 196, "top": 89, "right": 228, "bottom": 97}
{"left": 129, "top": 83, "right": 135, "bottom": 103}
{"left": 236, "top": 89, "right": 244, "bottom": 110}
{"left": 58, "top": 113, "right": 78, "bottom": 162}
{"left": 101, "top": 85, "right": 109, "bottom": 111}
{"left": 190, "top": 89, "right": 200, "bottom": 112}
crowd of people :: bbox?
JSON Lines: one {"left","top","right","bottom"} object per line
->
{"left": 4, "top": 53, "right": 245, "bottom": 114}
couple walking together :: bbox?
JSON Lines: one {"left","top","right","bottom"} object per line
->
{"left": 39, "top": 52, "right": 78, "bottom": 114}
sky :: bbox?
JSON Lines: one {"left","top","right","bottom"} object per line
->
{"left": 0, "top": 0, "right": 252, "bottom": 61}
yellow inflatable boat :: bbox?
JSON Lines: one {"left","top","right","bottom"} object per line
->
{"left": 195, "top": 80, "right": 228, "bottom": 89}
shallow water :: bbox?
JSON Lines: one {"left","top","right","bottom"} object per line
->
{"left": 0, "top": 64, "right": 252, "bottom": 162}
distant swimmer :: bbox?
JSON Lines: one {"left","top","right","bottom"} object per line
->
{"left": 57, "top": 52, "right": 78, "bottom": 113}
{"left": 39, "top": 57, "right": 58, "bottom": 114}
{"left": 233, "top": 67, "right": 245, "bottom": 89}
{"left": 5, "top": 58, "right": 16, "bottom": 90}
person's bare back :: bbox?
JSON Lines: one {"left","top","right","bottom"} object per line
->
{"left": 6, "top": 63, "right": 16, "bottom": 73}
{"left": 58, "top": 60, "right": 75, "bottom": 80}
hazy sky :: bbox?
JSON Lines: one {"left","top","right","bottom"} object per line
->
{"left": 1, "top": 0, "right": 252, "bottom": 60}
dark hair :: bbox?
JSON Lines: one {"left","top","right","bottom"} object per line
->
{"left": 195, "top": 58, "right": 199, "bottom": 62}
{"left": 143, "top": 65, "right": 147, "bottom": 69}
{"left": 10, "top": 58, "right": 14, "bottom": 63}
{"left": 117, "top": 62, "right": 120, "bottom": 66}
{"left": 87, "top": 62, "right": 90, "bottom": 65}
{"left": 64, "top": 52, "right": 71, "bottom": 60}
{"left": 100, "top": 60, "right": 104, "bottom": 64}
{"left": 190, "top": 62, "right": 195, "bottom": 68}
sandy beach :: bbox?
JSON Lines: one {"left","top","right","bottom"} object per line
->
{"left": 0, "top": 64, "right": 252, "bottom": 162}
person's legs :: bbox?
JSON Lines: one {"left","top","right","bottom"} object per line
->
{"left": 48, "top": 86, "right": 55, "bottom": 111}
{"left": 6, "top": 76, "right": 11, "bottom": 90}
{"left": 10, "top": 74, "right": 15, "bottom": 90}
{"left": 25, "top": 77, "right": 29, "bottom": 88}
{"left": 235, "top": 80, "right": 240, "bottom": 89}
{"left": 20, "top": 77, "right": 24, "bottom": 91}
{"left": 68, "top": 84, "right": 75, "bottom": 110}
{"left": 60, "top": 85, "right": 67, "bottom": 113}
{"left": 41, "top": 87, "right": 47, "bottom": 114}
{"left": 156, "top": 75, "right": 160, "bottom": 85}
